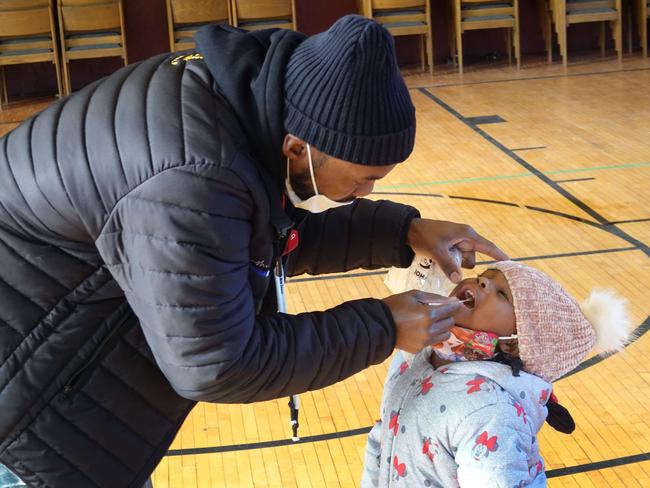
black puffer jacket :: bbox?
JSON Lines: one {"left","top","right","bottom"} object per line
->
{"left": 0, "top": 26, "right": 418, "bottom": 487}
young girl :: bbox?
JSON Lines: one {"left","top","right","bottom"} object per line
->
{"left": 362, "top": 261, "right": 631, "bottom": 487}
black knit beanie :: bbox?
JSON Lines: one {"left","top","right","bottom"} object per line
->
{"left": 284, "top": 15, "right": 416, "bottom": 166}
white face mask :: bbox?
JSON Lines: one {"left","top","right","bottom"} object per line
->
{"left": 285, "top": 144, "right": 354, "bottom": 213}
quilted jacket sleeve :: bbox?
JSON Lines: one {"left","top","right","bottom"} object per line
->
{"left": 285, "top": 199, "right": 420, "bottom": 277}
{"left": 452, "top": 403, "right": 547, "bottom": 487}
{"left": 95, "top": 162, "right": 396, "bottom": 403}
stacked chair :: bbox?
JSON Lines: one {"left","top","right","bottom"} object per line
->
{"left": 0, "top": 0, "right": 63, "bottom": 109}
{"left": 536, "top": 0, "right": 555, "bottom": 62}
{"left": 230, "top": 0, "right": 296, "bottom": 31}
{"left": 357, "top": 0, "right": 434, "bottom": 75}
{"left": 167, "top": 0, "right": 232, "bottom": 52}
{"left": 548, "top": 0, "right": 622, "bottom": 66}
{"left": 638, "top": 0, "right": 649, "bottom": 57}
{"left": 450, "top": 0, "right": 521, "bottom": 74}
{"left": 57, "top": 0, "right": 128, "bottom": 95}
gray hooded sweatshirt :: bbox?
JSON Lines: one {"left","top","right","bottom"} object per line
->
{"left": 361, "top": 350, "right": 552, "bottom": 487}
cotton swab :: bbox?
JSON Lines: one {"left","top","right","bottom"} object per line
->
{"left": 418, "top": 297, "right": 472, "bottom": 306}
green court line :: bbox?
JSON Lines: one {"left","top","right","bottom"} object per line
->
{"left": 375, "top": 161, "right": 650, "bottom": 190}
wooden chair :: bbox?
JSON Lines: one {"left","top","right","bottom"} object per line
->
{"left": 358, "top": 0, "right": 434, "bottom": 75}
{"left": 230, "top": 0, "right": 295, "bottom": 31}
{"left": 57, "top": 0, "right": 128, "bottom": 95}
{"left": 167, "top": 0, "right": 231, "bottom": 52}
{"left": 0, "top": 0, "right": 62, "bottom": 109}
{"left": 638, "top": 0, "right": 649, "bottom": 57}
{"left": 537, "top": 0, "right": 555, "bottom": 62}
{"left": 451, "top": 0, "right": 520, "bottom": 74}
{"left": 549, "top": 0, "right": 622, "bottom": 66}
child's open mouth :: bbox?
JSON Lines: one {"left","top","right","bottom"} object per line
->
{"left": 457, "top": 289, "right": 476, "bottom": 309}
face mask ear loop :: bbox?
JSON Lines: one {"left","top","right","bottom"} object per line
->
{"left": 306, "top": 144, "right": 319, "bottom": 197}
{"left": 497, "top": 334, "right": 518, "bottom": 341}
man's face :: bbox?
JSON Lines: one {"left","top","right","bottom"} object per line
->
{"left": 282, "top": 135, "right": 396, "bottom": 202}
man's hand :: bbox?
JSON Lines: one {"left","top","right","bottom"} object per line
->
{"left": 382, "top": 291, "right": 461, "bottom": 353}
{"left": 406, "top": 219, "right": 508, "bottom": 283}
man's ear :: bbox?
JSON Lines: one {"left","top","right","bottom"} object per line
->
{"left": 282, "top": 134, "right": 306, "bottom": 160}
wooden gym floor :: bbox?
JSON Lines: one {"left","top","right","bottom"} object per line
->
{"left": 1, "top": 54, "right": 649, "bottom": 487}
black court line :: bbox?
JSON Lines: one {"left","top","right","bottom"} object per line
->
{"left": 373, "top": 191, "right": 444, "bottom": 199}
{"left": 288, "top": 186, "right": 642, "bottom": 285}
{"left": 465, "top": 115, "right": 506, "bottom": 125}
{"left": 419, "top": 88, "right": 650, "bottom": 258}
{"left": 289, "top": 270, "right": 386, "bottom": 283}
{"left": 383, "top": 190, "right": 600, "bottom": 227}
{"left": 419, "top": 88, "right": 606, "bottom": 224}
{"left": 414, "top": 66, "right": 650, "bottom": 90}
{"left": 554, "top": 177, "right": 596, "bottom": 183}
{"left": 166, "top": 427, "right": 373, "bottom": 456}
{"left": 167, "top": 442, "right": 650, "bottom": 477}
{"left": 167, "top": 433, "right": 650, "bottom": 480}
{"left": 607, "top": 217, "right": 650, "bottom": 225}
{"left": 287, "top": 246, "right": 637, "bottom": 284}
{"left": 480, "top": 246, "right": 637, "bottom": 265}
{"left": 510, "top": 146, "right": 547, "bottom": 151}
{"left": 448, "top": 195, "right": 519, "bottom": 207}
{"left": 546, "top": 452, "right": 650, "bottom": 478}
{"left": 523, "top": 205, "right": 602, "bottom": 227}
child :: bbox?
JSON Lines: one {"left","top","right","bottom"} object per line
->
{"left": 362, "top": 261, "right": 630, "bottom": 487}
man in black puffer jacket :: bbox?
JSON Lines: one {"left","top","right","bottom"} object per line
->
{"left": 0, "top": 15, "right": 506, "bottom": 487}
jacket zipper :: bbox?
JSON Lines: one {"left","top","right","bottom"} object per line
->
{"left": 62, "top": 313, "right": 132, "bottom": 395}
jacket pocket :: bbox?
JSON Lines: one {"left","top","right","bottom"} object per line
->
{"left": 61, "top": 312, "right": 133, "bottom": 397}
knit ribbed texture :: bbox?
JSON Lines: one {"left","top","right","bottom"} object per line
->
{"left": 489, "top": 261, "right": 597, "bottom": 382}
{"left": 284, "top": 15, "right": 415, "bottom": 165}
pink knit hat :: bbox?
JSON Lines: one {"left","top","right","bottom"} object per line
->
{"left": 488, "top": 261, "right": 630, "bottom": 382}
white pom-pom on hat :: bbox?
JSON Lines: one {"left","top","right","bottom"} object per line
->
{"left": 580, "top": 289, "right": 632, "bottom": 355}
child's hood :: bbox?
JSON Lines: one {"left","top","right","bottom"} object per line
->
{"left": 437, "top": 359, "right": 553, "bottom": 428}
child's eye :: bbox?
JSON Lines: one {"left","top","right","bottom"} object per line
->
{"left": 498, "top": 290, "right": 508, "bottom": 300}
